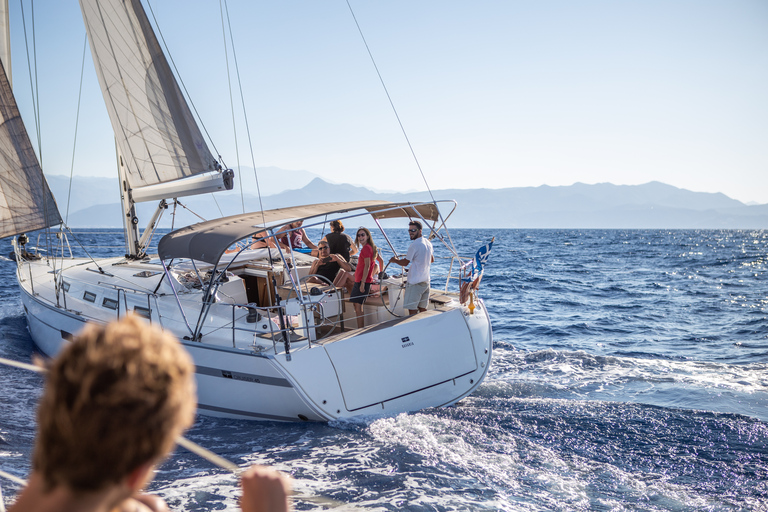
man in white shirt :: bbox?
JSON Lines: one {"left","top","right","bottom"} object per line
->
{"left": 389, "top": 220, "right": 434, "bottom": 315}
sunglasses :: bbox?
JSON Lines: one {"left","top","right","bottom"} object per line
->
{"left": 357, "top": 233, "right": 367, "bottom": 237}
{"left": 408, "top": 229, "right": 418, "bottom": 233}
{"left": 318, "top": 246, "right": 330, "bottom": 250}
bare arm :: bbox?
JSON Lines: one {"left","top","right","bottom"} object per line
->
{"left": 240, "top": 465, "right": 292, "bottom": 512}
{"left": 330, "top": 253, "right": 351, "bottom": 272}
{"left": 119, "top": 494, "right": 170, "bottom": 511}
{"left": 359, "top": 256, "right": 372, "bottom": 283}
{"left": 300, "top": 229, "right": 317, "bottom": 249}
{"left": 389, "top": 256, "right": 410, "bottom": 267}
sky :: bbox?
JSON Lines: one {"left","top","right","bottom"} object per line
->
{"left": 7, "top": 0, "right": 768, "bottom": 204}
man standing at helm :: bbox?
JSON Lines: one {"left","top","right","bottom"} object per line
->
{"left": 389, "top": 220, "right": 434, "bottom": 315}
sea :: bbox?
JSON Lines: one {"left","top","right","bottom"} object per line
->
{"left": 1, "top": 228, "right": 766, "bottom": 511}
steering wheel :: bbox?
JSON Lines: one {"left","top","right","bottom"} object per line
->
{"left": 298, "top": 273, "right": 337, "bottom": 296}
{"left": 297, "top": 274, "right": 343, "bottom": 339}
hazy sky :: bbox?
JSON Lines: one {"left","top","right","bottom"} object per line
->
{"left": 8, "top": 0, "right": 768, "bottom": 203}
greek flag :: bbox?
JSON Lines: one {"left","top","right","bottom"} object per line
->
{"left": 474, "top": 238, "right": 494, "bottom": 276}
{"left": 462, "top": 237, "right": 494, "bottom": 283}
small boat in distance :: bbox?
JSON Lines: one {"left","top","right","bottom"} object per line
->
{"left": 3, "top": 0, "right": 493, "bottom": 421}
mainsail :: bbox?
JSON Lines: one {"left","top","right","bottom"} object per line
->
{"left": 0, "top": 60, "right": 62, "bottom": 239}
{"left": 79, "top": 0, "right": 217, "bottom": 190}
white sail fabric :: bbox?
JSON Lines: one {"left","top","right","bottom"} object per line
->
{"left": 0, "top": 60, "right": 62, "bottom": 239}
{"left": 79, "top": 0, "right": 216, "bottom": 189}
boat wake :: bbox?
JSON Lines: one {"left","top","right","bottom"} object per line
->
{"left": 487, "top": 348, "right": 768, "bottom": 421}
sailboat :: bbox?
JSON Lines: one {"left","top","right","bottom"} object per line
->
{"left": 3, "top": 0, "right": 493, "bottom": 421}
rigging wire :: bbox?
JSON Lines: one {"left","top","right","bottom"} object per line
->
{"left": 62, "top": 225, "right": 106, "bottom": 273}
{"left": 218, "top": 0, "right": 244, "bottom": 214}
{"left": 18, "top": 0, "right": 57, "bottom": 264}
{"left": 343, "top": 0, "right": 436, "bottom": 206}
{"left": 65, "top": 34, "right": 88, "bottom": 224}
{"left": 222, "top": 0, "right": 268, "bottom": 226}
{"left": 17, "top": 0, "right": 40, "bottom": 157}
{"left": 344, "top": 1, "right": 460, "bottom": 256}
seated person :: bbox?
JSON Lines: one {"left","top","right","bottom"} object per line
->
{"left": 225, "top": 229, "right": 287, "bottom": 254}
{"left": 249, "top": 229, "right": 289, "bottom": 250}
{"left": 308, "top": 241, "right": 351, "bottom": 285}
{"left": 322, "top": 220, "right": 358, "bottom": 261}
{"left": 276, "top": 220, "right": 316, "bottom": 252}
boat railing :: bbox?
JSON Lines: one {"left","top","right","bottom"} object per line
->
{"left": 32, "top": 230, "right": 74, "bottom": 260}
{"left": 382, "top": 254, "right": 470, "bottom": 297}
{"left": 215, "top": 298, "right": 343, "bottom": 354}
{"left": 439, "top": 254, "right": 474, "bottom": 294}
{"left": 116, "top": 287, "right": 161, "bottom": 326}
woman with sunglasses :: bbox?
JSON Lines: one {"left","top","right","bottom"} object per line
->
{"left": 349, "top": 227, "right": 381, "bottom": 328}
{"left": 307, "top": 241, "right": 351, "bottom": 285}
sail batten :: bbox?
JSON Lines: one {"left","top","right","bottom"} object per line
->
{"left": 80, "top": 0, "right": 216, "bottom": 190}
{"left": 0, "top": 60, "right": 62, "bottom": 239}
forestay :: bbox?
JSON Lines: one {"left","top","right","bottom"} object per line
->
{"left": 79, "top": 0, "right": 216, "bottom": 189}
{"left": 0, "top": 60, "right": 62, "bottom": 239}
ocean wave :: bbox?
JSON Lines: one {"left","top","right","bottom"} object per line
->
{"left": 487, "top": 348, "right": 768, "bottom": 420}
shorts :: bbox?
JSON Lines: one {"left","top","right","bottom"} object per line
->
{"left": 349, "top": 281, "right": 372, "bottom": 305}
{"left": 403, "top": 281, "right": 430, "bottom": 310}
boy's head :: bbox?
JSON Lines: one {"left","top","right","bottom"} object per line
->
{"left": 33, "top": 315, "right": 196, "bottom": 492}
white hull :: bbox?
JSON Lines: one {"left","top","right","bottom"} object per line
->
{"left": 16, "top": 254, "right": 492, "bottom": 422}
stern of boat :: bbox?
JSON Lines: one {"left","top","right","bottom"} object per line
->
{"left": 274, "top": 301, "right": 493, "bottom": 420}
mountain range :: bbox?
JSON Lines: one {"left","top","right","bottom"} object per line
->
{"left": 46, "top": 169, "right": 768, "bottom": 229}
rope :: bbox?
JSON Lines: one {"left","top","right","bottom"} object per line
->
{"left": 0, "top": 357, "right": 41, "bottom": 373}
{"left": 0, "top": 469, "right": 25, "bottom": 486}
{"left": 63, "top": 226, "right": 107, "bottom": 273}
{"left": 0, "top": 356, "right": 345, "bottom": 508}
{"left": 173, "top": 200, "right": 208, "bottom": 222}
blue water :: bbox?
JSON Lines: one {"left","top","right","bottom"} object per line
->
{"left": 1, "top": 229, "right": 766, "bottom": 511}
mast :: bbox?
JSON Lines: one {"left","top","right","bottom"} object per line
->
{"left": 0, "top": 0, "right": 10, "bottom": 86}
{"left": 116, "top": 144, "right": 140, "bottom": 257}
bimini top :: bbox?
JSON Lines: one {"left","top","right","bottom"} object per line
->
{"left": 157, "top": 200, "right": 449, "bottom": 264}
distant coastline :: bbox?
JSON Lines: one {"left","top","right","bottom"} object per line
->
{"left": 47, "top": 171, "right": 768, "bottom": 229}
